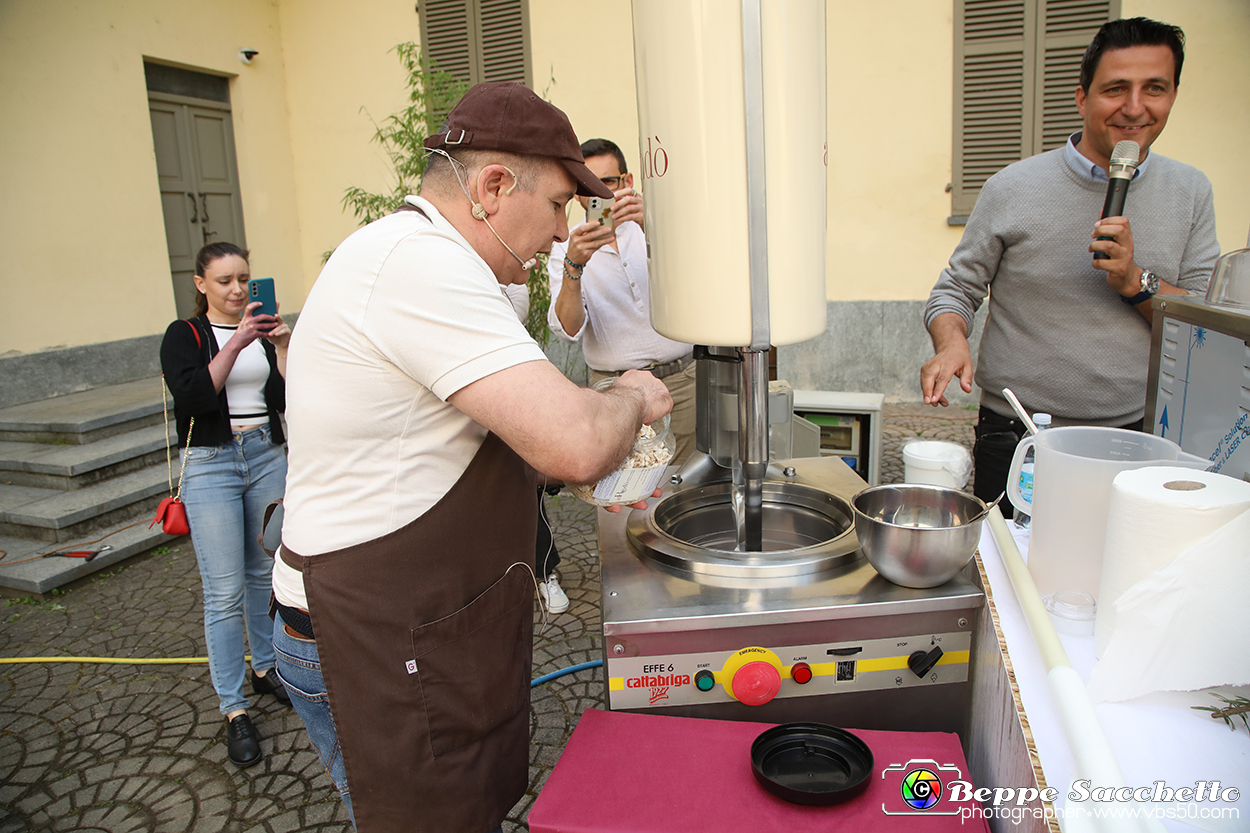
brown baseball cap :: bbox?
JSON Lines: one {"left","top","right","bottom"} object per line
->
{"left": 424, "top": 82, "right": 613, "bottom": 199}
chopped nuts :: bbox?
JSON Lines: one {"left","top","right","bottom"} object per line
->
{"left": 570, "top": 422, "right": 674, "bottom": 506}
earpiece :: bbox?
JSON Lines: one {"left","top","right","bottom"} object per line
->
{"left": 472, "top": 166, "right": 518, "bottom": 214}
{"left": 502, "top": 166, "right": 520, "bottom": 196}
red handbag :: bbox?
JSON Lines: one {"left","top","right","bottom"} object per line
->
{"left": 152, "top": 321, "right": 198, "bottom": 537}
{"left": 151, "top": 495, "right": 190, "bottom": 536}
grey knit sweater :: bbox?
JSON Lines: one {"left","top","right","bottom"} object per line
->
{"left": 925, "top": 146, "right": 1218, "bottom": 425}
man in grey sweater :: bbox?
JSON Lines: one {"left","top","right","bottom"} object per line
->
{"left": 921, "top": 17, "right": 1219, "bottom": 510}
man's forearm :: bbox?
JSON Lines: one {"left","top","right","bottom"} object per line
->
{"left": 553, "top": 280, "right": 587, "bottom": 336}
{"left": 928, "top": 312, "right": 970, "bottom": 352}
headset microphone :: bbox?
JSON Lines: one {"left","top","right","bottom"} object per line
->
{"left": 475, "top": 205, "right": 537, "bottom": 270}
{"left": 429, "top": 149, "right": 538, "bottom": 271}
{"left": 1093, "top": 140, "right": 1140, "bottom": 260}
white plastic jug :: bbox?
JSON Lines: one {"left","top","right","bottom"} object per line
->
{"left": 1007, "top": 426, "right": 1208, "bottom": 601}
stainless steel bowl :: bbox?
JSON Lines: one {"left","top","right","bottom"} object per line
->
{"left": 851, "top": 484, "right": 987, "bottom": 588}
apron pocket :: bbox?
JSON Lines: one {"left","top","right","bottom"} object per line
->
{"left": 410, "top": 566, "right": 532, "bottom": 758}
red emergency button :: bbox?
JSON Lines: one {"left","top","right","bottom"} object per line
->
{"left": 731, "top": 661, "right": 781, "bottom": 706}
{"left": 791, "top": 662, "right": 813, "bottom": 684}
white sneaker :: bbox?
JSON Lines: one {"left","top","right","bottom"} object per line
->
{"left": 539, "top": 574, "right": 569, "bottom": 613}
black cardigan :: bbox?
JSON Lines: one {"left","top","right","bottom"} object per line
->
{"left": 159, "top": 316, "right": 286, "bottom": 448}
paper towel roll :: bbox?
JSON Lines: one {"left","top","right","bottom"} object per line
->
{"left": 1095, "top": 466, "right": 1250, "bottom": 658}
{"left": 1088, "top": 508, "right": 1250, "bottom": 703}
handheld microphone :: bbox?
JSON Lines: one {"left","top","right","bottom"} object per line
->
{"left": 1093, "top": 139, "right": 1140, "bottom": 260}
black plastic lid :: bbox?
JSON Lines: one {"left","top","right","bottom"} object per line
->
{"left": 750, "top": 723, "right": 874, "bottom": 806}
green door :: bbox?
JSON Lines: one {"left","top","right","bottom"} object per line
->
{"left": 148, "top": 78, "right": 246, "bottom": 319}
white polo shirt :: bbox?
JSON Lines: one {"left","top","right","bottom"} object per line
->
{"left": 273, "top": 196, "right": 546, "bottom": 609}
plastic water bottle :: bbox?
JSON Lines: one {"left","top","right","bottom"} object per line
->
{"left": 1013, "top": 413, "right": 1052, "bottom": 534}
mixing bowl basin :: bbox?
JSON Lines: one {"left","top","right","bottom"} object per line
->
{"left": 851, "top": 484, "right": 986, "bottom": 588}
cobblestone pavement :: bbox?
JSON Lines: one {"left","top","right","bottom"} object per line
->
{"left": 0, "top": 404, "right": 976, "bottom": 831}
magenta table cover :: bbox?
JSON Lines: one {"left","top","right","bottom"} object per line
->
{"left": 528, "top": 708, "right": 992, "bottom": 833}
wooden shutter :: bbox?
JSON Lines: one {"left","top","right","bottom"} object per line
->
{"left": 951, "top": 0, "right": 1117, "bottom": 218}
{"left": 1036, "top": 0, "right": 1113, "bottom": 151}
{"left": 479, "top": 0, "right": 529, "bottom": 83}
{"left": 419, "top": 0, "right": 530, "bottom": 86}
{"left": 422, "top": 0, "right": 476, "bottom": 82}
{"left": 952, "top": 0, "right": 1031, "bottom": 217}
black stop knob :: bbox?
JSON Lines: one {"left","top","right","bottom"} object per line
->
{"left": 908, "top": 647, "right": 944, "bottom": 678}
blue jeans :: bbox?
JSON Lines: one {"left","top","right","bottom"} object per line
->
{"left": 272, "top": 614, "right": 354, "bottom": 825}
{"left": 181, "top": 425, "right": 287, "bottom": 716}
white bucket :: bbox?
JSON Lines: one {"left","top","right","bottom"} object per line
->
{"left": 903, "top": 441, "right": 972, "bottom": 489}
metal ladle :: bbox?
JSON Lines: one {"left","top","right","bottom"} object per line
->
{"left": 965, "top": 491, "right": 1005, "bottom": 525}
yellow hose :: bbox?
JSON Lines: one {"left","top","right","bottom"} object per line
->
{"left": 0, "top": 655, "right": 249, "bottom": 665}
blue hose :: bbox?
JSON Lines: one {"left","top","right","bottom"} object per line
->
{"left": 531, "top": 659, "right": 603, "bottom": 688}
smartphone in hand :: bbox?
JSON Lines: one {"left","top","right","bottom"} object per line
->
{"left": 248, "top": 278, "right": 278, "bottom": 318}
{"left": 586, "top": 197, "right": 615, "bottom": 229}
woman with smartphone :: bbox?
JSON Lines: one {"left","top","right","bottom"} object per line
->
{"left": 159, "top": 242, "right": 291, "bottom": 768}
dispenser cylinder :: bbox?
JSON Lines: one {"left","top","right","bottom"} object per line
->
{"left": 631, "top": 0, "right": 827, "bottom": 347}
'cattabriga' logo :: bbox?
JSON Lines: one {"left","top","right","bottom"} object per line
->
{"left": 626, "top": 673, "right": 691, "bottom": 706}
{"left": 626, "top": 674, "right": 691, "bottom": 689}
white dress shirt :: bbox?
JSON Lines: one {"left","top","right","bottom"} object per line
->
{"left": 548, "top": 220, "right": 691, "bottom": 372}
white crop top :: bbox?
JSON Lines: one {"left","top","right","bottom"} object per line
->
{"left": 211, "top": 324, "right": 270, "bottom": 430}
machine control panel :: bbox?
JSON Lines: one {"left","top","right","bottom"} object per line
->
{"left": 607, "top": 632, "right": 971, "bottom": 710}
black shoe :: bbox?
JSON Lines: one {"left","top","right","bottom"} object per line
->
{"left": 226, "top": 713, "right": 262, "bottom": 768}
{"left": 251, "top": 670, "right": 291, "bottom": 706}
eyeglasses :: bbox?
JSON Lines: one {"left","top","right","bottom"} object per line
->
{"left": 599, "top": 175, "right": 626, "bottom": 189}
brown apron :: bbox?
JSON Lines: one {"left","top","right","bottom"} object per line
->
{"left": 281, "top": 433, "right": 537, "bottom": 832}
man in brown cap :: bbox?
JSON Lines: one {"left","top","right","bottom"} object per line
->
{"left": 271, "top": 82, "right": 672, "bottom": 832}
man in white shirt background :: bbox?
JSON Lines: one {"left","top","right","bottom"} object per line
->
{"left": 548, "top": 138, "right": 697, "bottom": 465}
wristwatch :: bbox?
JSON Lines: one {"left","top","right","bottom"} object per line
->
{"left": 1121, "top": 269, "right": 1160, "bottom": 306}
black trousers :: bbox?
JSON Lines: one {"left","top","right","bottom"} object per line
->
{"left": 973, "top": 407, "right": 1143, "bottom": 519}
{"left": 535, "top": 486, "right": 561, "bottom": 579}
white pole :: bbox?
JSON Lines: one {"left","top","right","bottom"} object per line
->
{"left": 986, "top": 508, "right": 1164, "bottom": 833}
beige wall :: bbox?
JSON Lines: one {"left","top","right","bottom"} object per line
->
{"left": 1129, "top": 0, "right": 1250, "bottom": 251}
{"left": 0, "top": 0, "right": 304, "bottom": 354}
{"left": 529, "top": 0, "right": 641, "bottom": 174}
{"left": 2, "top": 0, "right": 1246, "bottom": 357}
{"left": 277, "top": 0, "right": 419, "bottom": 297}
{"left": 826, "top": 1, "right": 961, "bottom": 302}
{"left": 530, "top": 0, "right": 1250, "bottom": 303}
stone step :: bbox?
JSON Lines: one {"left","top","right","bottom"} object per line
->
{"left": 0, "top": 424, "right": 172, "bottom": 490}
{"left": 0, "top": 465, "right": 170, "bottom": 543}
{"left": 0, "top": 377, "right": 165, "bottom": 445}
{"left": 0, "top": 522, "right": 182, "bottom": 596}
